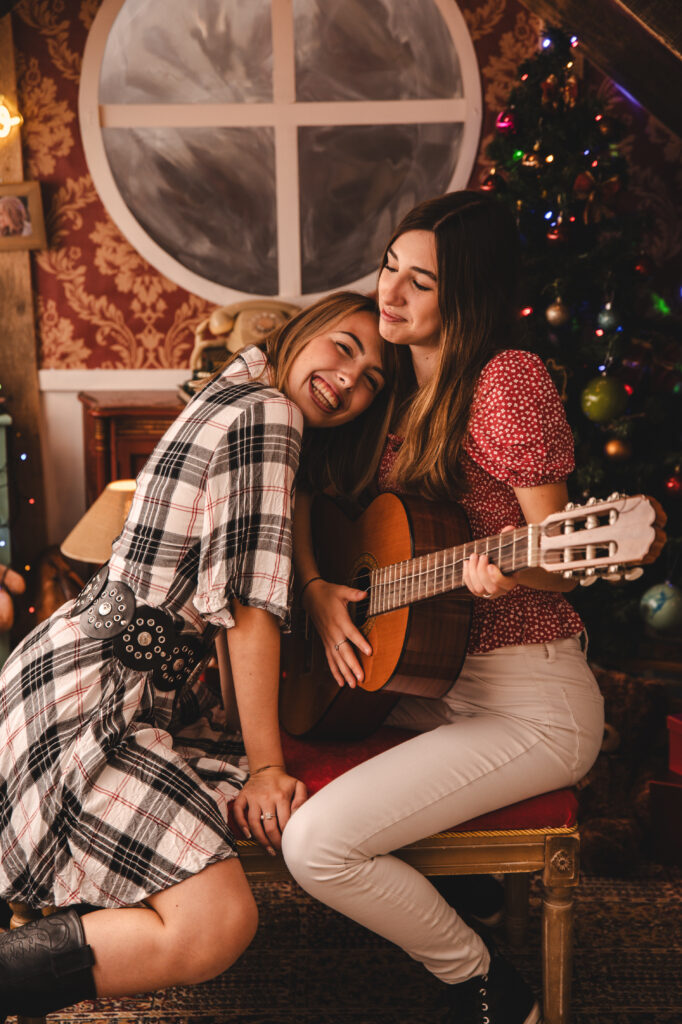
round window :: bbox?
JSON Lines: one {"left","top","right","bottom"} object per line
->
{"left": 80, "top": 0, "right": 481, "bottom": 304}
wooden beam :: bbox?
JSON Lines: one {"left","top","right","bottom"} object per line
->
{"left": 518, "top": 0, "right": 682, "bottom": 137}
{"left": 0, "top": 13, "right": 47, "bottom": 640}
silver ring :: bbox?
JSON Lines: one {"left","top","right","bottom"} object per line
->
{"left": 334, "top": 639, "right": 349, "bottom": 651}
{"left": 260, "top": 812, "right": 275, "bottom": 821}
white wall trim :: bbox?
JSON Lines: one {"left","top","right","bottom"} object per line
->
{"left": 39, "top": 368, "right": 188, "bottom": 393}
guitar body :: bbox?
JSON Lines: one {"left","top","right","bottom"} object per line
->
{"left": 281, "top": 493, "right": 472, "bottom": 739}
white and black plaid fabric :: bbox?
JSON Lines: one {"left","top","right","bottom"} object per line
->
{"left": 0, "top": 347, "right": 302, "bottom": 909}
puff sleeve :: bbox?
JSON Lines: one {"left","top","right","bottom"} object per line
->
{"left": 193, "top": 394, "right": 303, "bottom": 630}
{"left": 465, "top": 350, "right": 574, "bottom": 487}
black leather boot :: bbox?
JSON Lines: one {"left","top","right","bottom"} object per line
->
{"left": 0, "top": 907, "right": 96, "bottom": 1019}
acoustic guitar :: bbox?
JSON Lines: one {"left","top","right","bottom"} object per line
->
{"left": 280, "top": 492, "right": 666, "bottom": 739}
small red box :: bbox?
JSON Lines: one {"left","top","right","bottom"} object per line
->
{"left": 669, "top": 714, "right": 682, "bottom": 775}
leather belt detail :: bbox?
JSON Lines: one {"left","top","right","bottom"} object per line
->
{"left": 72, "top": 569, "right": 209, "bottom": 691}
{"left": 80, "top": 580, "right": 136, "bottom": 639}
{"left": 69, "top": 565, "right": 110, "bottom": 617}
{"left": 153, "top": 636, "right": 205, "bottom": 692}
{"left": 113, "top": 607, "right": 177, "bottom": 670}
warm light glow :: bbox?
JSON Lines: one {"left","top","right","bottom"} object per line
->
{"left": 0, "top": 96, "right": 22, "bottom": 139}
{"left": 520, "top": 306, "right": 533, "bottom": 317}
{"left": 545, "top": 154, "right": 554, "bottom": 163}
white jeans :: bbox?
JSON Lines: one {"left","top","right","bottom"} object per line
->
{"left": 282, "top": 635, "right": 604, "bottom": 985}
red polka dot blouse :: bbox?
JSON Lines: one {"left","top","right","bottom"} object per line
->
{"left": 377, "top": 349, "right": 584, "bottom": 654}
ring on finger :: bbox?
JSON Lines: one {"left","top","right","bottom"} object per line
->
{"left": 334, "top": 639, "right": 349, "bottom": 651}
{"left": 260, "top": 812, "right": 275, "bottom": 821}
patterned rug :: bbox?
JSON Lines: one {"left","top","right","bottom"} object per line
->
{"left": 34, "top": 866, "right": 682, "bottom": 1023}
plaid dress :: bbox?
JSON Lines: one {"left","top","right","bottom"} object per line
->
{"left": 0, "top": 347, "right": 302, "bottom": 909}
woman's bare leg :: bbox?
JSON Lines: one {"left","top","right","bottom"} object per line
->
{"left": 82, "top": 858, "right": 257, "bottom": 997}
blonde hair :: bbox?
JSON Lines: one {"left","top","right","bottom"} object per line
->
{"left": 384, "top": 191, "right": 520, "bottom": 500}
{"left": 219, "top": 292, "right": 396, "bottom": 499}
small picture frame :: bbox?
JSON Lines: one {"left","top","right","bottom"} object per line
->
{"left": 0, "top": 181, "right": 46, "bottom": 251}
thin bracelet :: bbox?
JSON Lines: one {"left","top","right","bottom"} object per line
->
{"left": 250, "top": 763, "right": 285, "bottom": 777}
{"left": 299, "top": 575, "right": 322, "bottom": 601}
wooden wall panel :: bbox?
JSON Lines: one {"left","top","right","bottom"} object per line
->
{"left": 0, "top": 13, "right": 47, "bottom": 640}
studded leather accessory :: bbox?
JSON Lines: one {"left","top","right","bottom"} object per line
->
{"left": 80, "top": 579, "right": 136, "bottom": 639}
{"left": 113, "top": 606, "right": 178, "bottom": 670}
{"left": 68, "top": 564, "right": 110, "bottom": 616}
{"left": 71, "top": 569, "right": 211, "bottom": 691}
{"left": 153, "top": 635, "right": 205, "bottom": 691}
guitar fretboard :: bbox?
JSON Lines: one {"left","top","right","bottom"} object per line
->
{"left": 368, "top": 525, "right": 536, "bottom": 615}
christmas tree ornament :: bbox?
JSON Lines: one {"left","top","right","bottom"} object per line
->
{"left": 545, "top": 298, "right": 570, "bottom": 326}
{"left": 604, "top": 437, "right": 631, "bottom": 460}
{"left": 639, "top": 581, "right": 682, "bottom": 634}
{"left": 495, "top": 110, "right": 516, "bottom": 134}
{"left": 521, "top": 150, "right": 541, "bottom": 174}
{"left": 541, "top": 73, "right": 559, "bottom": 107}
{"left": 573, "top": 171, "right": 595, "bottom": 198}
{"left": 562, "top": 73, "right": 579, "bottom": 107}
{"left": 597, "top": 302, "right": 618, "bottom": 331}
{"left": 580, "top": 375, "right": 628, "bottom": 422}
{"left": 481, "top": 170, "right": 506, "bottom": 193}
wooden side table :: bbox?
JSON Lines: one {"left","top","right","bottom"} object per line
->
{"left": 78, "top": 391, "right": 184, "bottom": 506}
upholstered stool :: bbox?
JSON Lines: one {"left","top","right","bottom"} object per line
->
{"left": 11, "top": 728, "right": 580, "bottom": 1024}
{"left": 236, "top": 728, "right": 580, "bottom": 1024}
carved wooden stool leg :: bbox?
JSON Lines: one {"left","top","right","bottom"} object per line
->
{"left": 7, "top": 901, "right": 54, "bottom": 1024}
{"left": 504, "top": 872, "right": 530, "bottom": 948}
{"left": 542, "top": 834, "right": 580, "bottom": 1024}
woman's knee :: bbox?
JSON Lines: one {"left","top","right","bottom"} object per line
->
{"left": 152, "top": 859, "right": 259, "bottom": 984}
{"left": 282, "top": 801, "right": 342, "bottom": 890}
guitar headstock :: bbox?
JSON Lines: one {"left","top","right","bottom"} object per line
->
{"left": 538, "top": 493, "right": 667, "bottom": 585}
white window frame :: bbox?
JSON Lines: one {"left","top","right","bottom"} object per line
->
{"left": 79, "top": 0, "right": 482, "bottom": 304}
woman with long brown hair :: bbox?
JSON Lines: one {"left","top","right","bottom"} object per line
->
{"left": 0, "top": 291, "right": 394, "bottom": 1020}
{"left": 283, "top": 192, "right": 604, "bottom": 1024}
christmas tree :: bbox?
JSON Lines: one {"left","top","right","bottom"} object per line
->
{"left": 485, "top": 27, "right": 682, "bottom": 661}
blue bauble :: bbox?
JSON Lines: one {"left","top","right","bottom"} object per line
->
{"left": 639, "top": 582, "right": 682, "bottom": 634}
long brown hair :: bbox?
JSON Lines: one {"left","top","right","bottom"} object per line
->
{"left": 385, "top": 191, "right": 520, "bottom": 500}
{"left": 218, "top": 291, "right": 396, "bottom": 499}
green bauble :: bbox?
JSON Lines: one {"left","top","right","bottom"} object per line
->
{"left": 639, "top": 582, "right": 682, "bottom": 634}
{"left": 580, "top": 376, "right": 628, "bottom": 422}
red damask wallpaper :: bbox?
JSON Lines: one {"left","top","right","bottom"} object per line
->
{"left": 10, "top": 0, "right": 681, "bottom": 370}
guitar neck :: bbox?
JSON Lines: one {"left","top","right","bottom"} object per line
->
{"left": 368, "top": 525, "right": 537, "bottom": 616}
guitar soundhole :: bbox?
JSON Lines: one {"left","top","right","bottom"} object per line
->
{"left": 349, "top": 565, "right": 372, "bottom": 632}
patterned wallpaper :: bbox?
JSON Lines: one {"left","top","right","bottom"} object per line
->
{"left": 11, "top": 0, "right": 681, "bottom": 370}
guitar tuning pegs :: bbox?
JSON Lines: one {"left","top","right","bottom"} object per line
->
{"left": 605, "top": 573, "right": 622, "bottom": 582}
{"left": 624, "top": 567, "right": 644, "bottom": 581}
{"left": 564, "top": 502, "right": 575, "bottom": 511}
{"left": 580, "top": 575, "right": 598, "bottom": 586}
{"left": 607, "top": 492, "right": 623, "bottom": 501}
{"left": 562, "top": 569, "right": 574, "bottom": 578}
{"left": 586, "top": 496, "right": 598, "bottom": 505}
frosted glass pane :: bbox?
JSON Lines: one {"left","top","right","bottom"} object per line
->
{"left": 294, "top": 0, "right": 462, "bottom": 101}
{"left": 299, "top": 123, "right": 463, "bottom": 293}
{"left": 101, "top": 0, "right": 273, "bottom": 103}
{"left": 103, "top": 126, "right": 278, "bottom": 294}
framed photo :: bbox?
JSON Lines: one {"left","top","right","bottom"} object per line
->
{"left": 0, "top": 181, "right": 46, "bottom": 251}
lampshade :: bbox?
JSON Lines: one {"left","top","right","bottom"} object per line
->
{"left": 60, "top": 479, "right": 136, "bottom": 564}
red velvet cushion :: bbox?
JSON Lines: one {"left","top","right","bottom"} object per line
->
{"left": 281, "top": 727, "right": 578, "bottom": 832}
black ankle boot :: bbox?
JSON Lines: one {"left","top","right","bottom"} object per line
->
{"left": 0, "top": 907, "right": 96, "bottom": 1019}
{"left": 444, "top": 949, "right": 541, "bottom": 1024}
